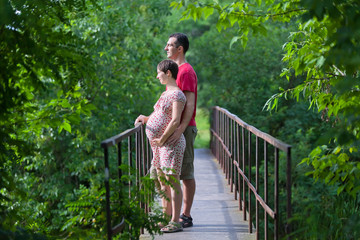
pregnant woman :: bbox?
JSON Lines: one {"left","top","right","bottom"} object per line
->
{"left": 134, "top": 60, "right": 186, "bottom": 233}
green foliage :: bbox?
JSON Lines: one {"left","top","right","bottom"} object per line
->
{"left": 116, "top": 171, "right": 168, "bottom": 240}
{"left": 301, "top": 145, "right": 360, "bottom": 197}
{"left": 171, "top": 0, "right": 301, "bottom": 48}
{"left": 291, "top": 176, "right": 360, "bottom": 239}
{"left": 0, "top": 0, "right": 98, "bottom": 233}
{"left": 60, "top": 166, "right": 166, "bottom": 239}
{"left": 1, "top": 0, "right": 172, "bottom": 238}
{"left": 269, "top": 0, "right": 360, "bottom": 199}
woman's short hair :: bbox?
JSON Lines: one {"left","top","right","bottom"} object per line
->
{"left": 157, "top": 60, "right": 178, "bottom": 79}
{"left": 170, "top": 33, "right": 189, "bottom": 54}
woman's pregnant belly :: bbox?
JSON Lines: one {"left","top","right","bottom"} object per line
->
{"left": 146, "top": 112, "right": 167, "bottom": 140}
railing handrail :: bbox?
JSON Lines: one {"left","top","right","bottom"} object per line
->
{"left": 101, "top": 123, "right": 142, "bottom": 148}
{"left": 213, "top": 106, "right": 291, "bottom": 152}
{"left": 210, "top": 106, "right": 292, "bottom": 240}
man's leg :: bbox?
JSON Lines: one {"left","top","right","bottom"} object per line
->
{"left": 182, "top": 178, "right": 195, "bottom": 217}
{"left": 180, "top": 126, "right": 197, "bottom": 227}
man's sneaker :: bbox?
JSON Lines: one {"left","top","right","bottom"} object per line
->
{"left": 180, "top": 213, "right": 193, "bottom": 228}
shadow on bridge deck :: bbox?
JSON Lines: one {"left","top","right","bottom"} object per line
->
{"left": 141, "top": 148, "right": 255, "bottom": 240}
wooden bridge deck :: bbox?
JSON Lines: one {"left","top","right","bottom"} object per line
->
{"left": 141, "top": 148, "right": 255, "bottom": 240}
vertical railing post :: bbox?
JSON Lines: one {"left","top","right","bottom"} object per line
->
{"left": 218, "top": 110, "right": 221, "bottom": 165}
{"left": 237, "top": 124, "right": 242, "bottom": 211}
{"left": 215, "top": 109, "right": 219, "bottom": 161}
{"left": 104, "top": 147, "right": 112, "bottom": 240}
{"left": 264, "top": 141, "right": 268, "bottom": 239}
{"left": 287, "top": 147, "right": 292, "bottom": 240}
{"left": 118, "top": 143, "right": 122, "bottom": 181}
{"left": 224, "top": 113, "right": 226, "bottom": 178}
{"left": 135, "top": 131, "right": 143, "bottom": 235}
{"left": 230, "top": 118, "right": 234, "bottom": 194}
{"left": 146, "top": 134, "right": 153, "bottom": 212}
{"left": 135, "top": 132, "right": 140, "bottom": 186}
{"left": 141, "top": 125, "right": 146, "bottom": 177}
{"left": 218, "top": 110, "right": 221, "bottom": 166}
{"left": 255, "top": 136, "right": 259, "bottom": 240}
{"left": 117, "top": 142, "right": 122, "bottom": 217}
{"left": 140, "top": 126, "right": 149, "bottom": 215}
{"left": 128, "top": 136, "right": 132, "bottom": 198}
{"left": 226, "top": 116, "right": 230, "bottom": 184}
{"left": 211, "top": 108, "right": 215, "bottom": 155}
{"left": 234, "top": 121, "right": 238, "bottom": 200}
{"left": 242, "top": 128, "right": 246, "bottom": 221}
{"left": 248, "top": 132, "right": 252, "bottom": 233}
{"left": 221, "top": 111, "right": 225, "bottom": 172}
{"left": 275, "top": 148, "right": 279, "bottom": 240}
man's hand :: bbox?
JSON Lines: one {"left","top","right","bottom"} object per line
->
{"left": 134, "top": 115, "right": 148, "bottom": 125}
{"left": 166, "top": 128, "right": 182, "bottom": 145}
{"left": 152, "top": 138, "right": 164, "bottom": 147}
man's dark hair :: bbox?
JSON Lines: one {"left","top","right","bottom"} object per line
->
{"left": 169, "top": 33, "right": 189, "bottom": 54}
{"left": 157, "top": 60, "right": 178, "bottom": 79}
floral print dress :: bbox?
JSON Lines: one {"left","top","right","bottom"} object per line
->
{"left": 146, "top": 90, "right": 186, "bottom": 175}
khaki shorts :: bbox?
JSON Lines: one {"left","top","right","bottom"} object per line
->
{"left": 180, "top": 126, "right": 197, "bottom": 180}
{"left": 149, "top": 126, "right": 198, "bottom": 180}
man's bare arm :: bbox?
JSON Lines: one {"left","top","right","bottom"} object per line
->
{"left": 166, "top": 91, "right": 195, "bottom": 144}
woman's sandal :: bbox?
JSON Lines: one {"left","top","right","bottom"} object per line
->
{"left": 160, "top": 221, "right": 183, "bottom": 233}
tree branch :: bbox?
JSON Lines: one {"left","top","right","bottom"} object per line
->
{"left": 230, "top": 8, "right": 307, "bottom": 18}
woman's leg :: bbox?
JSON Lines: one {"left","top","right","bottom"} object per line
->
{"left": 157, "top": 168, "right": 172, "bottom": 217}
{"left": 166, "top": 174, "right": 182, "bottom": 223}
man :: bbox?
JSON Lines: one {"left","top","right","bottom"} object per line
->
{"left": 164, "top": 33, "right": 198, "bottom": 228}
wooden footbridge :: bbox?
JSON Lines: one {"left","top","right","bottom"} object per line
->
{"left": 101, "top": 106, "right": 292, "bottom": 240}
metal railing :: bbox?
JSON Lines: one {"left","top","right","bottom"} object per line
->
{"left": 100, "top": 123, "right": 152, "bottom": 240}
{"left": 210, "top": 106, "right": 292, "bottom": 240}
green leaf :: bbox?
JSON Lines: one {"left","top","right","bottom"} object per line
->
{"left": 315, "top": 56, "right": 325, "bottom": 68}
{"left": 240, "top": 35, "right": 248, "bottom": 49}
{"left": 203, "top": 6, "right": 214, "bottom": 19}
{"left": 216, "top": 21, "right": 222, "bottom": 32}
{"left": 337, "top": 184, "right": 346, "bottom": 195}
{"left": 229, "top": 36, "right": 240, "bottom": 49}
{"left": 228, "top": 14, "right": 237, "bottom": 27}
{"left": 59, "top": 120, "right": 72, "bottom": 133}
{"left": 309, "top": 146, "right": 322, "bottom": 158}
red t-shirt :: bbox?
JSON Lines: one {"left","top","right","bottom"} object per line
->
{"left": 177, "top": 63, "right": 197, "bottom": 126}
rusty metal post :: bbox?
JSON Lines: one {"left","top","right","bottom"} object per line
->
{"left": 104, "top": 147, "right": 112, "bottom": 240}
{"left": 287, "top": 147, "right": 292, "bottom": 240}
{"left": 238, "top": 125, "right": 242, "bottom": 210}
{"left": 255, "top": 136, "right": 259, "bottom": 240}
{"left": 230, "top": 118, "right": 235, "bottom": 194}
{"left": 275, "top": 148, "right": 279, "bottom": 240}
{"left": 264, "top": 141, "right": 268, "bottom": 239}
{"left": 242, "top": 127, "right": 246, "bottom": 221}
{"left": 248, "top": 132, "right": 252, "bottom": 233}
